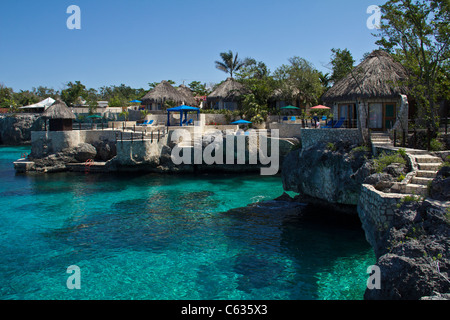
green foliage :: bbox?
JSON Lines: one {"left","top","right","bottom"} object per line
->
{"left": 397, "top": 148, "right": 407, "bottom": 157}
{"left": 273, "top": 57, "right": 324, "bottom": 107}
{"left": 329, "top": 48, "right": 355, "bottom": 85}
{"left": 119, "top": 110, "right": 129, "bottom": 121}
{"left": 109, "top": 95, "right": 126, "bottom": 108}
{"left": 0, "top": 84, "right": 15, "bottom": 108}
{"left": 326, "top": 142, "right": 337, "bottom": 151}
{"left": 429, "top": 138, "right": 444, "bottom": 151}
{"left": 61, "top": 81, "right": 88, "bottom": 107}
{"left": 397, "top": 174, "right": 406, "bottom": 182}
{"left": 375, "top": 0, "right": 450, "bottom": 130}
{"left": 188, "top": 81, "right": 209, "bottom": 96}
{"left": 215, "top": 51, "right": 249, "bottom": 79}
{"left": 140, "top": 110, "right": 150, "bottom": 120}
{"left": 374, "top": 151, "right": 407, "bottom": 173}
{"left": 250, "top": 113, "right": 265, "bottom": 124}
{"left": 241, "top": 93, "right": 268, "bottom": 123}
{"left": 164, "top": 100, "right": 177, "bottom": 110}
{"left": 396, "top": 194, "right": 423, "bottom": 208}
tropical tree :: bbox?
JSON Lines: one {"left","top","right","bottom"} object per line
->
{"left": 215, "top": 50, "right": 248, "bottom": 79}
{"left": 61, "top": 81, "right": 88, "bottom": 107}
{"left": 375, "top": 0, "right": 450, "bottom": 130}
{"left": 0, "top": 84, "right": 15, "bottom": 108}
{"left": 13, "top": 90, "right": 39, "bottom": 106}
{"left": 329, "top": 48, "right": 355, "bottom": 85}
{"left": 32, "top": 86, "right": 59, "bottom": 99}
{"left": 188, "top": 81, "right": 209, "bottom": 96}
{"left": 273, "top": 57, "right": 325, "bottom": 108}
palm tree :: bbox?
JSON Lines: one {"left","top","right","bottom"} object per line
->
{"left": 215, "top": 50, "right": 247, "bottom": 79}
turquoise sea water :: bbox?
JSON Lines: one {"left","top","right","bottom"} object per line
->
{"left": 0, "top": 146, "right": 375, "bottom": 300}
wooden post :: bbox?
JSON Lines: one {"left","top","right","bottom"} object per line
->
{"left": 158, "top": 130, "right": 160, "bottom": 142}
{"left": 151, "top": 131, "right": 153, "bottom": 143}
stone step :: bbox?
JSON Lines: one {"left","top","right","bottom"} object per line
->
{"left": 372, "top": 139, "right": 391, "bottom": 142}
{"left": 418, "top": 163, "right": 442, "bottom": 171}
{"left": 411, "top": 176, "right": 434, "bottom": 186}
{"left": 416, "top": 170, "right": 438, "bottom": 178}
{"left": 404, "top": 183, "right": 428, "bottom": 196}
{"left": 415, "top": 155, "right": 443, "bottom": 164}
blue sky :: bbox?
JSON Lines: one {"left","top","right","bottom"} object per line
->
{"left": 0, "top": 0, "right": 386, "bottom": 92}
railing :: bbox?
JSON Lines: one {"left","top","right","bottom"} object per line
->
{"left": 115, "top": 127, "right": 168, "bottom": 143}
{"left": 391, "top": 117, "right": 449, "bottom": 150}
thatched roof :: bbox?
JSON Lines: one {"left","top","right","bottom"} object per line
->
{"left": 177, "top": 84, "right": 197, "bottom": 106}
{"left": 41, "top": 99, "right": 76, "bottom": 120}
{"left": 207, "top": 77, "right": 248, "bottom": 101}
{"left": 141, "top": 81, "right": 188, "bottom": 105}
{"left": 322, "top": 50, "right": 409, "bottom": 103}
{"left": 271, "top": 86, "right": 300, "bottom": 100}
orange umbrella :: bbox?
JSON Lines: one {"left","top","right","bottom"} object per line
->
{"left": 310, "top": 105, "right": 330, "bottom": 109}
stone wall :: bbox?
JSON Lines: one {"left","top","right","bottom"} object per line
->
{"left": 31, "top": 130, "right": 118, "bottom": 158}
{"left": 269, "top": 123, "right": 303, "bottom": 139}
{"left": 357, "top": 184, "right": 408, "bottom": 249}
{"left": 300, "top": 128, "right": 362, "bottom": 150}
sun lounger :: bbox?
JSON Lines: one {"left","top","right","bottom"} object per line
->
{"left": 323, "top": 117, "right": 345, "bottom": 128}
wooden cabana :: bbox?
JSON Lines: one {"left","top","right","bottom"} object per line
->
{"left": 41, "top": 99, "right": 76, "bottom": 131}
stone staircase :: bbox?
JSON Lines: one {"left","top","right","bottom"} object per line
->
{"left": 371, "top": 132, "right": 393, "bottom": 147}
{"left": 402, "top": 154, "right": 443, "bottom": 197}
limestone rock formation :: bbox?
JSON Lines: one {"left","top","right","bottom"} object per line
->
{"left": 364, "top": 200, "right": 450, "bottom": 300}
{"left": 0, "top": 114, "right": 44, "bottom": 145}
{"left": 281, "top": 141, "right": 372, "bottom": 206}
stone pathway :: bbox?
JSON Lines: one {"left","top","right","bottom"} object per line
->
{"left": 405, "top": 154, "right": 443, "bottom": 197}
{"left": 371, "top": 132, "right": 443, "bottom": 197}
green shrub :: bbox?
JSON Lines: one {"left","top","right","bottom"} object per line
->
{"left": 374, "top": 151, "right": 407, "bottom": 173}
{"left": 429, "top": 138, "right": 444, "bottom": 151}
{"left": 326, "top": 142, "right": 336, "bottom": 151}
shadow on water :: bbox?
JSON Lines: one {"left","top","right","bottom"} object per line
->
{"left": 206, "top": 200, "right": 372, "bottom": 299}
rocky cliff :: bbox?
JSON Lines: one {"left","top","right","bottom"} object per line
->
{"left": 281, "top": 141, "right": 371, "bottom": 208}
{"left": 0, "top": 114, "right": 44, "bottom": 145}
{"left": 281, "top": 141, "right": 450, "bottom": 300}
{"left": 364, "top": 199, "right": 450, "bottom": 300}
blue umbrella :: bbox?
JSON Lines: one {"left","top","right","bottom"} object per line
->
{"left": 129, "top": 100, "right": 142, "bottom": 103}
{"left": 232, "top": 119, "right": 252, "bottom": 124}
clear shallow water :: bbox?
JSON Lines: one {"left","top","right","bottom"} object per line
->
{"left": 0, "top": 146, "right": 375, "bottom": 300}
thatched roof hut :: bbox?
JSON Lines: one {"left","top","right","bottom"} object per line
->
{"left": 41, "top": 99, "right": 75, "bottom": 131}
{"left": 141, "top": 81, "right": 188, "bottom": 106}
{"left": 207, "top": 77, "right": 247, "bottom": 101}
{"left": 42, "top": 99, "right": 76, "bottom": 120}
{"left": 322, "top": 50, "right": 409, "bottom": 103}
{"left": 177, "top": 84, "right": 197, "bottom": 106}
